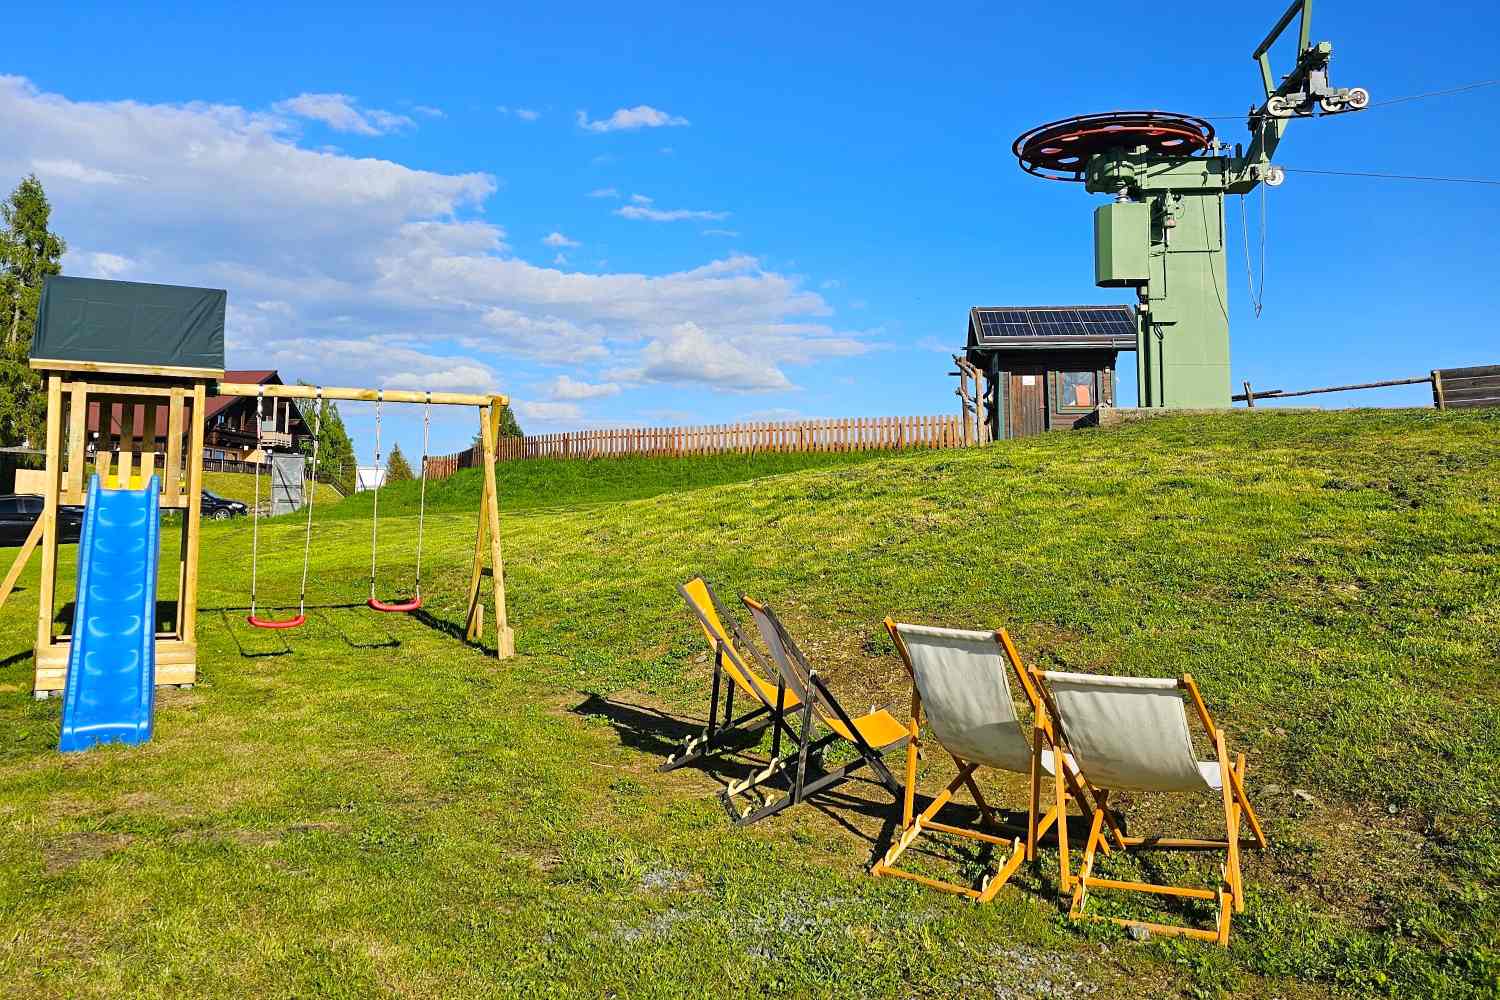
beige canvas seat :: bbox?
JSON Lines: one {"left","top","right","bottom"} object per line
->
{"left": 1037, "top": 670, "right": 1268, "bottom": 946}
{"left": 872, "top": 622, "right": 1096, "bottom": 901}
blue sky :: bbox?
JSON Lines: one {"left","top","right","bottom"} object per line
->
{"left": 3, "top": 1, "right": 1497, "bottom": 454}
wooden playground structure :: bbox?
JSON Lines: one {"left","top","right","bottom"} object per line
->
{"left": 0, "top": 332, "right": 515, "bottom": 699}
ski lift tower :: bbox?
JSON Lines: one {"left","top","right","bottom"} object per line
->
{"left": 1012, "top": 0, "right": 1367, "bottom": 408}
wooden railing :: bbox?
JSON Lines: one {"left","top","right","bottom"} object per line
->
{"left": 423, "top": 414, "right": 967, "bottom": 477}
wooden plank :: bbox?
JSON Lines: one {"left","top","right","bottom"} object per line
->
{"left": 66, "top": 383, "right": 88, "bottom": 498}
{"left": 214, "top": 382, "right": 505, "bottom": 407}
{"left": 31, "top": 358, "right": 225, "bottom": 379}
{"left": 118, "top": 399, "right": 137, "bottom": 488}
{"left": 464, "top": 406, "right": 491, "bottom": 642}
{"left": 0, "top": 517, "right": 44, "bottom": 611}
{"left": 1436, "top": 364, "right": 1500, "bottom": 380}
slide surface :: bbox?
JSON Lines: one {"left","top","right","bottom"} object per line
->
{"left": 58, "top": 475, "right": 160, "bottom": 753}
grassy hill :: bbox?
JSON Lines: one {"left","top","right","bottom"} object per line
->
{"left": 0, "top": 410, "right": 1494, "bottom": 998}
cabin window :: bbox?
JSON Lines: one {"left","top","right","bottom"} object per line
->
{"left": 1056, "top": 371, "right": 1097, "bottom": 410}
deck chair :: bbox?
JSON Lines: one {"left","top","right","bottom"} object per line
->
{"left": 872, "top": 621, "right": 1097, "bottom": 901}
{"left": 729, "top": 596, "right": 908, "bottom": 826}
{"left": 1037, "top": 670, "right": 1269, "bottom": 947}
{"left": 661, "top": 577, "right": 804, "bottom": 774}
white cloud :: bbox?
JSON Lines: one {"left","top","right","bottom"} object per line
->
{"left": 629, "top": 193, "right": 653, "bottom": 204}
{"left": 587, "top": 187, "right": 619, "bottom": 199}
{"left": 543, "top": 231, "right": 580, "bottom": 248}
{"left": 72, "top": 250, "right": 135, "bottom": 278}
{"left": 616, "top": 204, "right": 729, "bottom": 223}
{"left": 701, "top": 228, "right": 740, "bottom": 238}
{"left": 552, "top": 252, "right": 568, "bottom": 265}
{"left": 0, "top": 76, "right": 860, "bottom": 411}
{"left": 820, "top": 279, "right": 841, "bottom": 290}
{"left": 624, "top": 321, "right": 792, "bottom": 392}
{"left": 273, "top": 93, "right": 415, "bottom": 136}
{"left": 576, "top": 105, "right": 690, "bottom": 133}
{"left": 31, "top": 158, "right": 142, "bottom": 185}
{"left": 660, "top": 147, "right": 675, "bottom": 156}
{"left": 412, "top": 105, "right": 445, "bottom": 119}
{"left": 546, "top": 374, "right": 620, "bottom": 400}
{"left": 498, "top": 106, "right": 541, "bottom": 121}
{"left": 514, "top": 399, "right": 584, "bottom": 423}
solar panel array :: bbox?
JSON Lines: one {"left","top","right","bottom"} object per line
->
{"left": 972, "top": 306, "right": 1135, "bottom": 342}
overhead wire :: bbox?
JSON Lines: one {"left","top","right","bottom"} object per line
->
{"left": 1278, "top": 167, "right": 1500, "bottom": 187}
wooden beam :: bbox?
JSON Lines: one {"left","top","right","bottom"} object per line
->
{"left": 0, "top": 517, "right": 43, "bottom": 611}
{"left": 180, "top": 382, "right": 207, "bottom": 649}
{"left": 30, "top": 358, "right": 225, "bottom": 380}
{"left": 214, "top": 382, "right": 507, "bottom": 407}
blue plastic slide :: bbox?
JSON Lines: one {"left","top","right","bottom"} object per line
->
{"left": 58, "top": 474, "right": 160, "bottom": 753}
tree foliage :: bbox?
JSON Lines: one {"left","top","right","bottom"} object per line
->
{"left": 298, "top": 390, "right": 358, "bottom": 491}
{"left": 386, "top": 443, "right": 414, "bottom": 482}
{"left": 0, "top": 175, "right": 66, "bottom": 446}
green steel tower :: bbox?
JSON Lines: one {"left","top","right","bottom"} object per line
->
{"left": 1013, "top": 0, "right": 1367, "bottom": 407}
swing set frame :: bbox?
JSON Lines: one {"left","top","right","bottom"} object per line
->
{"left": 0, "top": 365, "right": 516, "bottom": 699}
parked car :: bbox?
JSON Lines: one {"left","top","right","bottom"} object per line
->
{"left": 0, "top": 494, "right": 83, "bottom": 546}
{"left": 201, "top": 490, "right": 249, "bottom": 520}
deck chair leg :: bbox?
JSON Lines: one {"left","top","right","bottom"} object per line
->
{"left": 1054, "top": 757, "right": 1073, "bottom": 891}
{"left": 1028, "top": 739, "right": 1042, "bottom": 862}
{"left": 1215, "top": 732, "right": 1242, "bottom": 915}
{"left": 1229, "top": 751, "right": 1268, "bottom": 849}
{"left": 1070, "top": 807, "right": 1106, "bottom": 917}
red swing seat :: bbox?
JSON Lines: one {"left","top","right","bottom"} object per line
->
{"left": 247, "top": 613, "right": 307, "bottom": 629}
{"left": 367, "top": 596, "right": 423, "bottom": 613}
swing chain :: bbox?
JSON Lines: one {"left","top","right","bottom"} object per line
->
{"left": 249, "top": 388, "right": 264, "bottom": 616}
{"left": 298, "top": 388, "right": 323, "bottom": 616}
{"left": 414, "top": 393, "right": 431, "bottom": 598}
{"left": 369, "top": 391, "right": 382, "bottom": 601}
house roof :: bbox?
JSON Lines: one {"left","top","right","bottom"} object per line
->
{"left": 966, "top": 305, "right": 1138, "bottom": 353}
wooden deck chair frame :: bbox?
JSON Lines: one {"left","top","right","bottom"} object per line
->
{"left": 1035, "top": 670, "right": 1269, "bottom": 947}
{"left": 730, "top": 596, "right": 906, "bottom": 827}
{"left": 871, "top": 620, "right": 1102, "bottom": 902}
{"left": 660, "top": 578, "right": 804, "bottom": 776}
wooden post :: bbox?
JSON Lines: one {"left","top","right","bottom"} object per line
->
{"left": 1242, "top": 380, "right": 1256, "bottom": 408}
{"left": 478, "top": 400, "right": 513, "bottom": 658}
{"left": 34, "top": 375, "right": 63, "bottom": 653}
{"left": 180, "top": 382, "right": 207, "bottom": 652}
{"left": 1431, "top": 370, "right": 1445, "bottom": 410}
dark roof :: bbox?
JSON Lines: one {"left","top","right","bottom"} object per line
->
{"left": 966, "top": 305, "right": 1137, "bottom": 352}
{"left": 204, "top": 371, "right": 280, "bottom": 420}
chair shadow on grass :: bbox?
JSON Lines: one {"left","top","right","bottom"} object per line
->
{"left": 573, "top": 691, "right": 919, "bottom": 866}
{"left": 571, "top": 692, "right": 1092, "bottom": 878}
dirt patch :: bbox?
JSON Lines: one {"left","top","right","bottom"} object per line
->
{"left": 45, "top": 831, "right": 136, "bottom": 874}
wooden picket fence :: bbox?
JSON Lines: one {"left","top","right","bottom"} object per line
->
{"left": 423, "top": 414, "right": 968, "bottom": 478}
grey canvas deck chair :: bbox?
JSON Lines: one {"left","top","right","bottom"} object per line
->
{"left": 660, "top": 577, "right": 804, "bottom": 774}
{"left": 729, "top": 596, "right": 907, "bottom": 826}
{"left": 872, "top": 621, "right": 1095, "bottom": 901}
{"left": 1037, "top": 670, "right": 1269, "bottom": 947}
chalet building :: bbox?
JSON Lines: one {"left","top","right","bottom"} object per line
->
{"left": 964, "top": 305, "right": 1137, "bottom": 439}
{"left": 85, "top": 370, "right": 310, "bottom": 462}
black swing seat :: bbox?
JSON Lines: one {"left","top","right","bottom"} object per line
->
{"left": 368, "top": 596, "right": 422, "bottom": 613}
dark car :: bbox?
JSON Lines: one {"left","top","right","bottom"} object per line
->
{"left": 0, "top": 494, "right": 83, "bottom": 546}
{"left": 201, "top": 490, "right": 248, "bottom": 520}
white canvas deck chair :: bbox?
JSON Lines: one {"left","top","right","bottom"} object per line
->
{"left": 730, "top": 596, "right": 908, "bottom": 826}
{"left": 872, "top": 621, "right": 1096, "bottom": 901}
{"left": 1037, "top": 670, "right": 1269, "bottom": 946}
{"left": 660, "top": 578, "right": 804, "bottom": 774}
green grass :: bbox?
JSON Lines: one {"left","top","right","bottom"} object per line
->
{"left": 200, "top": 471, "right": 344, "bottom": 509}
{"left": 0, "top": 410, "right": 1495, "bottom": 999}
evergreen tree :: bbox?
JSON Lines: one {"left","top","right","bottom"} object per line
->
{"left": 386, "top": 442, "right": 414, "bottom": 482}
{"left": 472, "top": 404, "right": 523, "bottom": 450}
{"left": 297, "top": 387, "right": 357, "bottom": 490}
{"left": 0, "top": 175, "right": 66, "bottom": 446}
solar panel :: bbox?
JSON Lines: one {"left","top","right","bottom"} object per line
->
{"left": 973, "top": 305, "right": 1135, "bottom": 344}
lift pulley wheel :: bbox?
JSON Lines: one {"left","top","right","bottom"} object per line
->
{"left": 1012, "top": 111, "right": 1216, "bottom": 181}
